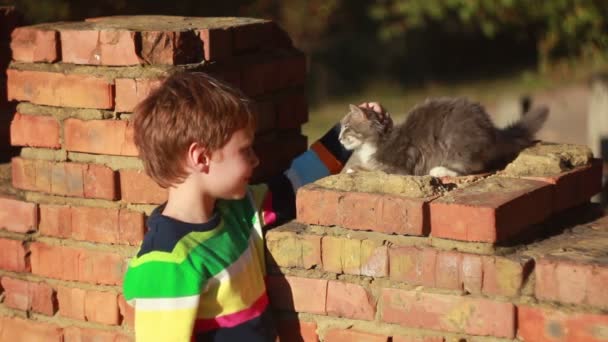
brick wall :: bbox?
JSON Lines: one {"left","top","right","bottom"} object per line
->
{"left": 0, "top": 16, "right": 307, "bottom": 340}
{"left": 268, "top": 144, "right": 608, "bottom": 341}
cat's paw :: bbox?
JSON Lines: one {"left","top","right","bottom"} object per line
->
{"left": 429, "top": 166, "right": 460, "bottom": 178}
{"left": 345, "top": 168, "right": 355, "bottom": 174}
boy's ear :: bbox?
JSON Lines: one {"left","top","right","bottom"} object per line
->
{"left": 187, "top": 142, "right": 211, "bottom": 173}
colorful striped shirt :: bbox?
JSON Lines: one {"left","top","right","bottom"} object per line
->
{"left": 123, "top": 124, "right": 350, "bottom": 341}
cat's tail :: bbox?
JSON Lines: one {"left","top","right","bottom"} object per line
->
{"left": 495, "top": 106, "right": 549, "bottom": 162}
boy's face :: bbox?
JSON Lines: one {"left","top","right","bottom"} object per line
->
{"left": 204, "top": 127, "right": 259, "bottom": 199}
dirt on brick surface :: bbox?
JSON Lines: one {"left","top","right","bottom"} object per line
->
{"left": 502, "top": 142, "right": 593, "bottom": 177}
{"left": 315, "top": 171, "right": 444, "bottom": 198}
{"left": 31, "top": 16, "right": 269, "bottom": 32}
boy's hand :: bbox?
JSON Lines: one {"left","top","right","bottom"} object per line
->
{"left": 358, "top": 101, "right": 392, "bottom": 132}
{"left": 358, "top": 101, "right": 386, "bottom": 116}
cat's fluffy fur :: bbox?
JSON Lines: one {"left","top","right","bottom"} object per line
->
{"left": 339, "top": 97, "right": 549, "bottom": 176}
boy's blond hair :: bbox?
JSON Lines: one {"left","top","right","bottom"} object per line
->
{"left": 132, "top": 71, "right": 256, "bottom": 188}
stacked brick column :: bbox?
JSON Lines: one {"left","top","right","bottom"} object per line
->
{"left": 0, "top": 16, "right": 307, "bottom": 340}
{"left": 268, "top": 143, "right": 607, "bottom": 341}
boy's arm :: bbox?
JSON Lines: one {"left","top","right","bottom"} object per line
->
{"left": 250, "top": 102, "right": 388, "bottom": 227}
{"left": 123, "top": 256, "right": 203, "bottom": 342}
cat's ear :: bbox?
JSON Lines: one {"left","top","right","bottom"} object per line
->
{"left": 350, "top": 104, "right": 364, "bottom": 114}
{"left": 349, "top": 104, "right": 366, "bottom": 119}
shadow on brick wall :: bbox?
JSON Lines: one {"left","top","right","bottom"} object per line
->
{"left": 1, "top": 6, "right": 22, "bottom": 163}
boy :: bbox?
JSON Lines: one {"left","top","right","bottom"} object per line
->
{"left": 122, "top": 71, "right": 383, "bottom": 341}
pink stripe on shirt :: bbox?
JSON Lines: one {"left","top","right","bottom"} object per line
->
{"left": 194, "top": 292, "right": 269, "bottom": 332}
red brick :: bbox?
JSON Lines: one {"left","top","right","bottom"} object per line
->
{"left": 296, "top": 185, "right": 343, "bottom": 226}
{"left": 481, "top": 256, "right": 528, "bottom": 297}
{"left": 360, "top": 240, "right": 389, "bottom": 277}
{"left": 435, "top": 251, "right": 462, "bottom": 290}
{"left": 118, "top": 294, "right": 134, "bottom": 328}
{"left": 392, "top": 336, "right": 445, "bottom": 342}
{"left": 35, "top": 159, "right": 52, "bottom": 193}
{"left": 119, "top": 169, "right": 168, "bottom": 204}
{"left": 524, "top": 159, "right": 603, "bottom": 212}
{"left": 67, "top": 206, "right": 144, "bottom": 245}
{"left": 71, "top": 206, "right": 119, "bottom": 243}
{"left": 100, "top": 30, "right": 142, "bottom": 65}
{"left": 57, "top": 285, "right": 86, "bottom": 320}
{"left": 51, "top": 163, "right": 69, "bottom": 196}
{"left": 254, "top": 100, "right": 276, "bottom": 134}
{"left": 461, "top": 254, "right": 483, "bottom": 294}
{"left": 241, "top": 59, "right": 277, "bottom": 97}
{"left": 59, "top": 29, "right": 98, "bottom": 64}
{"left": 382, "top": 288, "right": 515, "bottom": 338}
{"left": 1, "top": 277, "right": 29, "bottom": 311}
{"left": 30, "top": 282, "right": 56, "bottom": 316}
{"left": 276, "top": 319, "right": 318, "bottom": 342}
{"left": 517, "top": 305, "right": 608, "bottom": 342}
{"left": 378, "top": 193, "right": 432, "bottom": 236}
{"left": 13, "top": 158, "right": 117, "bottom": 199}
{"left": 535, "top": 258, "right": 607, "bottom": 309}
{"left": 199, "top": 27, "right": 233, "bottom": 61}
{"left": 298, "top": 185, "right": 431, "bottom": 236}
{"left": 1, "top": 277, "right": 56, "bottom": 315}
{"left": 10, "top": 113, "right": 60, "bottom": 148}
{"left": 3, "top": 278, "right": 56, "bottom": 317}
{"left": 430, "top": 177, "right": 553, "bottom": 242}
{"left": 587, "top": 265, "right": 608, "bottom": 310}
{"left": 277, "top": 54, "right": 307, "bottom": 88}
{"left": 233, "top": 21, "right": 272, "bottom": 52}
{"left": 49, "top": 162, "right": 70, "bottom": 195}
{"left": 0, "top": 238, "right": 29, "bottom": 272}
{"left": 60, "top": 29, "right": 141, "bottom": 65}
{"left": 0, "top": 196, "right": 37, "bottom": 233}
{"left": 114, "top": 78, "right": 162, "bottom": 112}
{"left": 339, "top": 191, "right": 382, "bottom": 231}
{"left": 39, "top": 206, "right": 72, "bottom": 239}
{"left": 324, "top": 329, "right": 388, "bottom": 342}
{"left": 83, "top": 163, "right": 118, "bottom": 200}
{"left": 7, "top": 69, "right": 114, "bottom": 109}
{"left": 326, "top": 281, "right": 376, "bottom": 321}
{"left": 30, "top": 242, "right": 124, "bottom": 285}
{"left": 10, "top": 26, "right": 58, "bottom": 62}
{"left": 0, "top": 316, "right": 63, "bottom": 342}
{"left": 64, "top": 118, "right": 136, "bottom": 156}
{"left": 62, "top": 162, "right": 85, "bottom": 197}
{"left": 64, "top": 327, "right": 126, "bottom": 342}
{"left": 267, "top": 275, "right": 327, "bottom": 315}
{"left": 276, "top": 93, "right": 308, "bottom": 129}
{"left": 389, "top": 246, "right": 437, "bottom": 287}
{"left": 85, "top": 290, "right": 120, "bottom": 325}
{"left": 207, "top": 68, "right": 241, "bottom": 89}
{"left": 141, "top": 30, "right": 203, "bottom": 65}
{"left": 119, "top": 209, "right": 146, "bottom": 245}
{"left": 11, "top": 157, "right": 36, "bottom": 191}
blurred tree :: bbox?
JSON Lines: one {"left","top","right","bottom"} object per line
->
{"left": 370, "top": 0, "right": 608, "bottom": 71}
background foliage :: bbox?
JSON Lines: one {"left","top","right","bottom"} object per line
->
{"left": 1, "top": 0, "right": 606, "bottom": 104}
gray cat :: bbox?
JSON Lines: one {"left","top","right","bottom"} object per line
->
{"left": 339, "top": 97, "right": 549, "bottom": 177}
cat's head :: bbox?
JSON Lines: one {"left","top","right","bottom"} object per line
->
{"left": 339, "top": 104, "right": 393, "bottom": 150}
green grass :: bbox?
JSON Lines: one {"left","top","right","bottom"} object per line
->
{"left": 302, "top": 64, "right": 599, "bottom": 142}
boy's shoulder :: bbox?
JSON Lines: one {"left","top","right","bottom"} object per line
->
{"left": 136, "top": 207, "right": 221, "bottom": 258}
